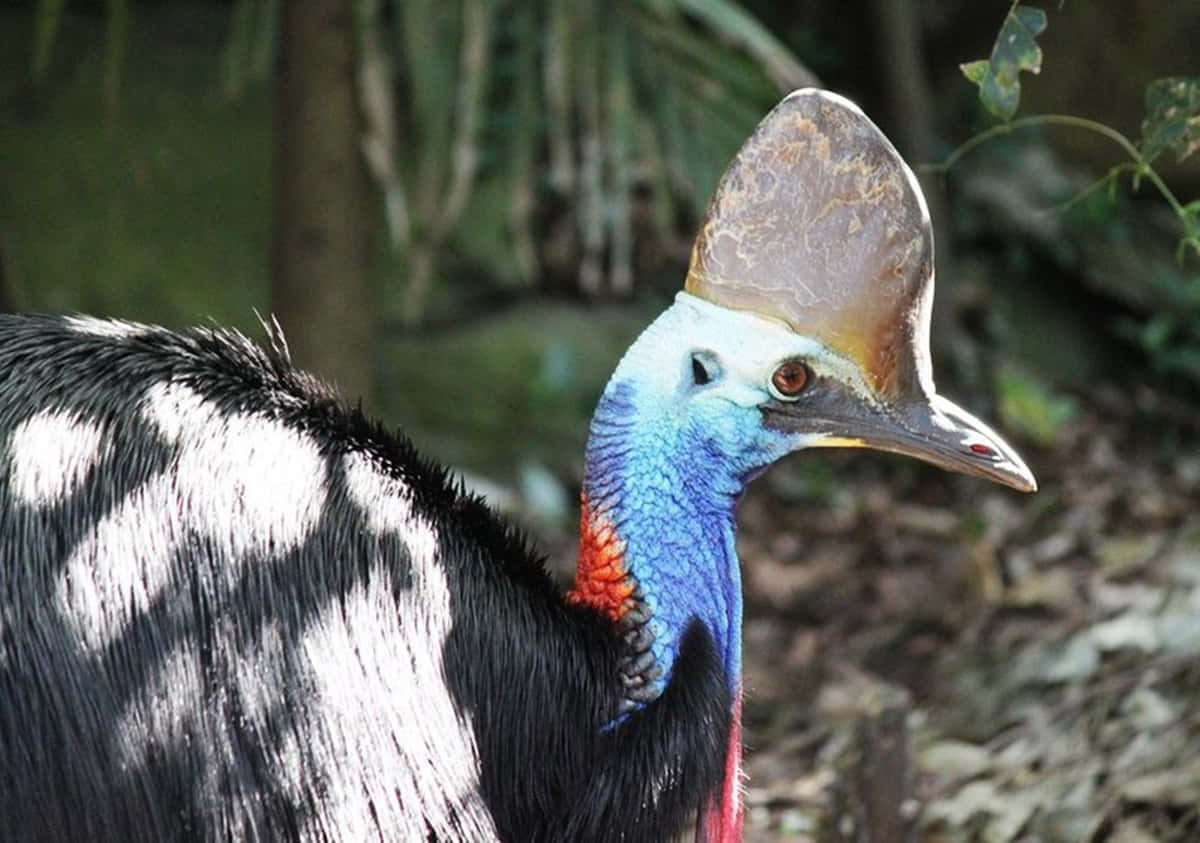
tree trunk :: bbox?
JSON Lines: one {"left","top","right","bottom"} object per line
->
{"left": 270, "top": 0, "right": 375, "bottom": 406}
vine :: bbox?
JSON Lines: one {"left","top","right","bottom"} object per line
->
{"left": 933, "top": 3, "right": 1200, "bottom": 383}
{"left": 941, "top": 3, "right": 1199, "bottom": 259}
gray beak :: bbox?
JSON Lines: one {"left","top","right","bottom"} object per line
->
{"left": 764, "top": 381, "right": 1037, "bottom": 493}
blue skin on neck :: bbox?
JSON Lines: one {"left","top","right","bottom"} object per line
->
{"left": 583, "top": 376, "right": 787, "bottom": 698}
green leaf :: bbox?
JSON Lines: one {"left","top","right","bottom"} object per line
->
{"left": 1139, "top": 76, "right": 1200, "bottom": 164}
{"left": 960, "top": 59, "right": 989, "bottom": 86}
{"left": 959, "top": 5, "right": 1047, "bottom": 121}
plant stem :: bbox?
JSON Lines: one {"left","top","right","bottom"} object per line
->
{"left": 924, "top": 114, "right": 1195, "bottom": 237}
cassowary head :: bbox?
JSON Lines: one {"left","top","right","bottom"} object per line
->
{"left": 611, "top": 89, "right": 1036, "bottom": 496}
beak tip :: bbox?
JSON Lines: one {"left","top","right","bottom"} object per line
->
{"left": 983, "top": 449, "right": 1037, "bottom": 494}
{"left": 997, "top": 459, "right": 1037, "bottom": 494}
{"left": 1006, "top": 452, "right": 1038, "bottom": 494}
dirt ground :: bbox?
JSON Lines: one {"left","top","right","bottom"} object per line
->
{"left": 734, "top": 390, "right": 1200, "bottom": 842}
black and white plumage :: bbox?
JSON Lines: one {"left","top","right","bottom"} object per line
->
{"left": 0, "top": 90, "right": 1035, "bottom": 843}
{"left": 0, "top": 314, "right": 732, "bottom": 841}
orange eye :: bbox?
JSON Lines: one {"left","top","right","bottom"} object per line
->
{"left": 771, "top": 361, "right": 810, "bottom": 398}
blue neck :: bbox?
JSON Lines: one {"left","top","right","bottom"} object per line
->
{"left": 582, "top": 380, "right": 744, "bottom": 697}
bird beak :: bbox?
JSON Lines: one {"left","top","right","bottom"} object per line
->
{"left": 900, "top": 393, "right": 1037, "bottom": 493}
{"left": 684, "top": 87, "right": 1037, "bottom": 494}
{"left": 763, "top": 379, "right": 1037, "bottom": 493}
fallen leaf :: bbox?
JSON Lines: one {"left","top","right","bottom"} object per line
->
{"left": 1121, "top": 757, "right": 1200, "bottom": 804}
{"left": 1095, "top": 533, "right": 1164, "bottom": 577}
{"left": 1017, "top": 631, "right": 1100, "bottom": 683}
{"left": 1007, "top": 568, "right": 1077, "bottom": 610}
{"left": 924, "top": 779, "right": 1001, "bottom": 827}
{"left": 1166, "top": 525, "right": 1200, "bottom": 584}
{"left": 983, "top": 789, "right": 1041, "bottom": 843}
{"left": 1155, "top": 609, "right": 1200, "bottom": 654}
{"left": 891, "top": 504, "right": 959, "bottom": 536}
{"left": 1089, "top": 612, "right": 1161, "bottom": 654}
{"left": 1091, "top": 580, "right": 1165, "bottom": 614}
{"left": 1029, "top": 531, "right": 1076, "bottom": 564}
{"left": 1119, "top": 686, "right": 1176, "bottom": 731}
{"left": 919, "top": 740, "right": 994, "bottom": 781}
{"left": 1110, "top": 819, "right": 1162, "bottom": 843}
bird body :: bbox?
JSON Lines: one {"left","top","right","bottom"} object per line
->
{"left": 0, "top": 90, "right": 1035, "bottom": 842}
{"left": 0, "top": 313, "right": 731, "bottom": 841}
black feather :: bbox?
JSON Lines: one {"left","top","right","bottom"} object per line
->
{"left": 0, "top": 314, "right": 728, "bottom": 842}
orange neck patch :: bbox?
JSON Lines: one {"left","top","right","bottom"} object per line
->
{"left": 567, "top": 495, "right": 636, "bottom": 624}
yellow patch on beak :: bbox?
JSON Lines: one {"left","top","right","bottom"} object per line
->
{"left": 812, "top": 436, "right": 868, "bottom": 448}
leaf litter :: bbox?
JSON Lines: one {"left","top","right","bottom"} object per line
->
{"left": 736, "top": 396, "right": 1200, "bottom": 841}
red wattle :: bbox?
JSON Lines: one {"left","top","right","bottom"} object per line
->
{"left": 698, "top": 690, "right": 744, "bottom": 842}
{"left": 568, "top": 494, "right": 635, "bottom": 623}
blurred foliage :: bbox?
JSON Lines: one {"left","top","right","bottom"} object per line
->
{"left": 33, "top": 0, "right": 129, "bottom": 128}
{"left": 1116, "top": 277, "right": 1200, "bottom": 384}
{"left": 31, "top": 0, "right": 67, "bottom": 86}
{"left": 946, "top": 7, "right": 1200, "bottom": 401}
{"left": 1, "top": 6, "right": 272, "bottom": 330}
{"left": 995, "top": 367, "right": 1077, "bottom": 449}
{"left": 21, "top": 0, "right": 812, "bottom": 325}
{"left": 1140, "top": 77, "right": 1200, "bottom": 168}
{"left": 378, "top": 302, "right": 651, "bottom": 477}
{"left": 220, "top": 0, "right": 277, "bottom": 99}
{"left": 347, "top": 0, "right": 815, "bottom": 323}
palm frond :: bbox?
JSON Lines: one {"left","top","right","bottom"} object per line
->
{"left": 672, "top": 0, "right": 818, "bottom": 90}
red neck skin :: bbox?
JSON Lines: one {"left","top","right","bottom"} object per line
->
{"left": 698, "top": 691, "right": 744, "bottom": 842}
{"left": 567, "top": 496, "right": 634, "bottom": 623}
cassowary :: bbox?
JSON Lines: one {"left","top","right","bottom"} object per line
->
{"left": 0, "top": 90, "right": 1035, "bottom": 842}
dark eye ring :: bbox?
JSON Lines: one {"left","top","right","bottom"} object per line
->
{"left": 770, "top": 360, "right": 810, "bottom": 399}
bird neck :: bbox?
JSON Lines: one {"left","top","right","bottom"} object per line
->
{"left": 570, "top": 380, "right": 744, "bottom": 705}
{"left": 566, "top": 301, "right": 752, "bottom": 841}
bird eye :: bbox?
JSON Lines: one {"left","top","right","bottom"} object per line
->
{"left": 770, "top": 360, "right": 810, "bottom": 399}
